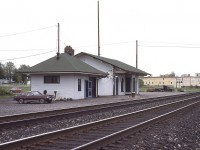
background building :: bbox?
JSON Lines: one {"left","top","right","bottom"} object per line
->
{"left": 141, "top": 73, "right": 200, "bottom": 88}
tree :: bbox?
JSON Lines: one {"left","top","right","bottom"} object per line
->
{"left": 13, "top": 68, "right": 21, "bottom": 83}
{"left": 160, "top": 71, "right": 176, "bottom": 77}
{"left": 139, "top": 79, "right": 144, "bottom": 87}
{"left": 4, "top": 62, "right": 16, "bottom": 83}
{"left": 0, "top": 62, "right": 5, "bottom": 79}
{"left": 18, "top": 64, "right": 30, "bottom": 84}
{"left": 169, "top": 71, "right": 175, "bottom": 77}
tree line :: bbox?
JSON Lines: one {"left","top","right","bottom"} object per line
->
{"left": 160, "top": 71, "right": 176, "bottom": 77}
{"left": 0, "top": 62, "right": 30, "bottom": 84}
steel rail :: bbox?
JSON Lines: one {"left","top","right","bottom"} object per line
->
{"left": 0, "top": 93, "right": 192, "bottom": 128}
{"left": 0, "top": 95, "right": 189, "bottom": 128}
{"left": 73, "top": 100, "right": 200, "bottom": 150}
{"left": 0, "top": 95, "right": 199, "bottom": 150}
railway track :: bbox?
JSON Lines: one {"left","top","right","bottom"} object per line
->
{"left": 0, "top": 93, "right": 197, "bottom": 137}
{"left": 0, "top": 93, "right": 200, "bottom": 150}
{"left": 0, "top": 93, "right": 196, "bottom": 125}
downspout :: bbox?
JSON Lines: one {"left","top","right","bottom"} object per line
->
{"left": 113, "top": 74, "right": 115, "bottom": 96}
{"left": 96, "top": 78, "right": 98, "bottom": 97}
{"left": 29, "top": 75, "right": 31, "bottom": 91}
{"left": 136, "top": 76, "right": 139, "bottom": 94}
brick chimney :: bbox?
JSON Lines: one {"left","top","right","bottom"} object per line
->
{"left": 64, "top": 46, "right": 74, "bottom": 56}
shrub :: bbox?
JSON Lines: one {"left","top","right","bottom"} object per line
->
{"left": 177, "top": 88, "right": 184, "bottom": 92}
{"left": 146, "top": 88, "right": 155, "bottom": 92}
{"left": 0, "top": 87, "right": 11, "bottom": 96}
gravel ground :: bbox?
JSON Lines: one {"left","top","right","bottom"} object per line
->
{"left": 107, "top": 103, "right": 200, "bottom": 150}
{"left": 0, "top": 92, "right": 184, "bottom": 144}
{"left": 0, "top": 94, "right": 197, "bottom": 149}
{"left": 0, "top": 92, "right": 181, "bottom": 116}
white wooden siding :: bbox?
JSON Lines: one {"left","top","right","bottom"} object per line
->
{"left": 79, "top": 55, "right": 113, "bottom": 74}
{"left": 98, "top": 78, "right": 113, "bottom": 96}
{"left": 31, "top": 74, "right": 88, "bottom": 100}
{"left": 78, "top": 55, "right": 140, "bottom": 95}
{"left": 79, "top": 55, "right": 114, "bottom": 96}
{"left": 117, "top": 74, "right": 125, "bottom": 95}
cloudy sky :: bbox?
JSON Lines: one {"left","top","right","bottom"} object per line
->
{"left": 0, "top": 0, "right": 200, "bottom": 76}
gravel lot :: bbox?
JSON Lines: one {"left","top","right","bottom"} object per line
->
{"left": 107, "top": 102, "right": 200, "bottom": 150}
{"left": 0, "top": 92, "right": 181, "bottom": 116}
{"left": 0, "top": 92, "right": 186, "bottom": 144}
{"left": 0, "top": 91, "right": 199, "bottom": 150}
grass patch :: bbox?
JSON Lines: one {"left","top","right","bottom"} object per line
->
{"left": 180, "top": 87, "right": 200, "bottom": 93}
{"left": 0, "top": 95, "right": 14, "bottom": 99}
{"left": 140, "top": 85, "right": 200, "bottom": 93}
{"left": 0, "top": 84, "right": 30, "bottom": 99}
{"left": 139, "top": 85, "right": 161, "bottom": 92}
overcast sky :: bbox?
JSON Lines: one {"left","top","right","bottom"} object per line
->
{"left": 0, "top": 0, "right": 200, "bottom": 76}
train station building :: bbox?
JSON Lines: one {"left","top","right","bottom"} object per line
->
{"left": 22, "top": 46, "right": 148, "bottom": 100}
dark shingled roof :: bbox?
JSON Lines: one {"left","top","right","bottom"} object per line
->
{"left": 76, "top": 52, "right": 149, "bottom": 76}
{"left": 22, "top": 53, "right": 106, "bottom": 76}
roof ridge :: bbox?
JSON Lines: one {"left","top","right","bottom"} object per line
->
{"left": 76, "top": 52, "right": 149, "bottom": 75}
{"left": 62, "top": 53, "right": 80, "bottom": 72}
{"left": 62, "top": 53, "right": 106, "bottom": 74}
{"left": 21, "top": 53, "right": 106, "bottom": 75}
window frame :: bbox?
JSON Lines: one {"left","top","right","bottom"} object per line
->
{"left": 78, "top": 79, "right": 81, "bottom": 91}
{"left": 121, "top": 78, "right": 124, "bottom": 92}
{"left": 44, "top": 76, "right": 60, "bottom": 84}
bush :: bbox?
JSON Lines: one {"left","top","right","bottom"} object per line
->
{"left": 146, "top": 88, "right": 155, "bottom": 92}
{"left": 177, "top": 88, "right": 184, "bottom": 92}
{"left": 0, "top": 87, "right": 11, "bottom": 96}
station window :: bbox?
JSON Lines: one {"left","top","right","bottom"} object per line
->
{"left": 121, "top": 78, "right": 124, "bottom": 92}
{"left": 78, "top": 79, "right": 81, "bottom": 91}
{"left": 44, "top": 76, "right": 60, "bottom": 84}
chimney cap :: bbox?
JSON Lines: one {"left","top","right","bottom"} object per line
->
{"left": 64, "top": 46, "right": 74, "bottom": 56}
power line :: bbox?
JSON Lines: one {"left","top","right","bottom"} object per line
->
{"left": 71, "top": 40, "right": 200, "bottom": 49}
{"left": 73, "top": 44, "right": 97, "bottom": 48}
{"left": 70, "top": 41, "right": 135, "bottom": 49}
{"left": 138, "top": 45, "right": 200, "bottom": 48}
{"left": 0, "top": 50, "right": 55, "bottom": 61}
{"left": 102, "top": 41, "right": 134, "bottom": 46}
{"left": 0, "top": 25, "right": 56, "bottom": 38}
{"left": 0, "top": 48, "right": 55, "bottom": 51}
{"left": 139, "top": 40, "right": 200, "bottom": 46}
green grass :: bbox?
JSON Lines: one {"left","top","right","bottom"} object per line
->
{"left": 139, "top": 85, "right": 200, "bottom": 93}
{"left": 0, "top": 84, "right": 30, "bottom": 91}
{"left": 139, "top": 85, "right": 162, "bottom": 92}
{"left": 0, "top": 84, "right": 30, "bottom": 99}
{"left": 179, "top": 87, "right": 200, "bottom": 93}
{"left": 0, "top": 95, "right": 14, "bottom": 99}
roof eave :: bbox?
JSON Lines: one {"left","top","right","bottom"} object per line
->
{"left": 22, "top": 71, "right": 106, "bottom": 77}
{"left": 76, "top": 52, "right": 150, "bottom": 76}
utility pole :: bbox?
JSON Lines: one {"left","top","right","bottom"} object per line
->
{"left": 58, "top": 23, "right": 60, "bottom": 54}
{"left": 97, "top": 1, "right": 100, "bottom": 56}
{"left": 135, "top": 40, "right": 139, "bottom": 94}
{"left": 56, "top": 23, "right": 60, "bottom": 59}
{"left": 136, "top": 40, "right": 138, "bottom": 68}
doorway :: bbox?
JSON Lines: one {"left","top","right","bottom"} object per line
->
{"left": 116, "top": 77, "right": 118, "bottom": 95}
{"left": 132, "top": 78, "right": 136, "bottom": 92}
{"left": 125, "top": 77, "right": 131, "bottom": 92}
{"left": 88, "top": 81, "right": 92, "bottom": 97}
{"left": 85, "top": 77, "right": 96, "bottom": 98}
{"left": 85, "top": 80, "right": 88, "bottom": 98}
